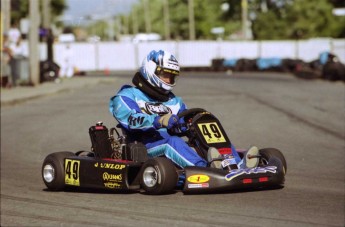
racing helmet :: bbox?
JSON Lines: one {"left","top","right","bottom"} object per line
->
{"left": 140, "top": 50, "right": 180, "bottom": 94}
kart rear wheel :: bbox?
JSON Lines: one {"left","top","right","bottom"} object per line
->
{"left": 42, "top": 151, "right": 75, "bottom": 191}
{"left": 140, "top": 157, "right": 178, "bottom": 195}
{"left": 259, "top": 148, "right": 287, "bottom": 175}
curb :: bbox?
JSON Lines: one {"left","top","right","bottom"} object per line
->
{"left": 1, "top": 77, "right": 116, "bottom": 106}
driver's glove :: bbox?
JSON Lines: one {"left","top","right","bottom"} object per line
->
{"left": 154, "top": 114, "right": 179, "bottom": 129}
{"left": 178, "top": 117, "right": 188, "bottom": 132}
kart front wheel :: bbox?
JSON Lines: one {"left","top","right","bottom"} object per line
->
{"left": 42, "top": 151, "right": 75, "bottom": 191}
{"left": 259, "top": 148, "right": 287, "bottom": 175}
{"left": 140, "top": 157, "right": 178, "bottom": 195}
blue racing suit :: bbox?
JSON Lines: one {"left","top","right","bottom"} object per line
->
{"left": 109, "top": 85, "right": 208, "bottom": 168}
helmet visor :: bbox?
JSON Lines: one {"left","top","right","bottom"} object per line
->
{"left": 156, "top": 67, "right": 179, "bottom": 85}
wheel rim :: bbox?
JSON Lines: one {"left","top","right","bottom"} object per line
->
{"left": 43, "top": 164, "right": 55, "bottom": 183}
{"left": 260, "top": 157, "right": 269, "bottom": 166}
{"left": 260, "top": 156, "right": 286, "bottom": 175}
{"left": 143, "top": 166, "right": 158, "bottom": 187}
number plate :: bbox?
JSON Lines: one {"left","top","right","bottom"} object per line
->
{"left": 65, "top": 159, "right": 80, "bottom": 186}
{"left": 197, "top": 122, "right": 226, "bottom": 144}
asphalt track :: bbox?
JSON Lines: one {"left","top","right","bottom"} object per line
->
{"left": 1, "top": 71, "right": 344, "bottom": 227}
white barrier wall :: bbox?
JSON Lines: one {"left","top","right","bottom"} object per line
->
{"left": 36, "top": 38, "right": 345, "bottom": 71}
{"left": 332, "top": 39, "right": 345, "bottom": 62}
{"left": 259, "top": 41, "right": 296, "bottom": 59}
{"left": 219, "top": 41, "right": 260, "bottom": 59}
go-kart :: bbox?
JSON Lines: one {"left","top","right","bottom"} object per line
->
{"left": 42, "top": 108, "right": 286, "bottom": 195}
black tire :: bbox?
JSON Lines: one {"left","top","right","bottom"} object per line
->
{"left": 259, "top": 148, "right": 287, "bottom": 175}
{"left": 75, "top": 150, "right": 95, "bottom": 157}
{"left": 140, "top": 157, "right": 178, "bottom": 195}
{"left": 42, "top": 151, "right": 75, "bottom": 191}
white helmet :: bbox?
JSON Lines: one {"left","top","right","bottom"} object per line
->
{"left": 140, "top": 50, "right": 180, "bottom": 94}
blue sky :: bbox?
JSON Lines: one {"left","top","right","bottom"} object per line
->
{"left": 62, "top": 0, "right": 138, "bottom": 23}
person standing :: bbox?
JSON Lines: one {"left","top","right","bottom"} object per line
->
{"left": 59, "top": 44, "right": 74, "bottom": 78}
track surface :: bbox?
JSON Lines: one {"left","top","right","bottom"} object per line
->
{"left": 1, "top": 72, "right": 344, "bottom": 227}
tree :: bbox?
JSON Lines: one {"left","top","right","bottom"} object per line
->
{"left": 127, "top": 0, "right": 242, "bottom": 40}
{"left": 252, "top": 0, "right": 345, "bottom": 39}
{"left": 10, "top": 0, "right": 67, "bottom": 24}
{"left": 93, "top": 0, "right": 345, "bottom": 40}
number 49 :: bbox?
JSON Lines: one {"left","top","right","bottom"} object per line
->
{"left": 65, "top": 160, "right": 79, "bottom": 180}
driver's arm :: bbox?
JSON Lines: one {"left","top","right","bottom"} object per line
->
{"left": 109, "top": 95, "right": 158, "bottom": 131}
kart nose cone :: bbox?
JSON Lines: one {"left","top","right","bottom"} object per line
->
{"left": 43, "top": 164, "right": 55, "bottom": 183}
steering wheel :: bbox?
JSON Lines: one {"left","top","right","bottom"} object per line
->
{"left": 177, "top": 108, "right": 207, "bottom": 121}
{"left": 168, "top": 108, "right": 207, "bottom": 136}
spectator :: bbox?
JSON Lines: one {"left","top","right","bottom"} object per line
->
{"left": 8, "top": 22, "right": 21, "bottom": 44}
{"left": 1, "top": 33, "right": 13, "bottom": 88}
{"left": 59, "top": 44, "right": 75, "bottom": 78}
{"left": 8, "top": 37, "right": 26, "bottom": 86}
{"left": 9, "top": 37, "right": 25, "bottom": 57}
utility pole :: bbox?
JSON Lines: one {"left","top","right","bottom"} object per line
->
{"left": 188, "top": 0, "right": 195, "bottom": 40}
{"left": 107, "top": 18, "right": 115, "bottom": 40}
{"left": 42, "top": 0, "right": 54, "bottom": 61}
{"left": 241, "top": 0, "right": 248, "bottom": 40}
{"left": 1, "top": 0, "right": 11, "bottom": 33}
{"left": 163, "top": 0, "right": 170, "bottom": 40}
{"left": 1, "top": 0, "right": 10, "bottom": 81}
{"left": 123, "top": 15, "right": 129, "bottom": 34}
{"left": 143, "top": 0, "right": 151, "bottom": 33}
{"left": 29, "top": 0, "right": 40, "bottom": 86}
{"left": 132, "top": 5, "right": 138, "bottom": 35}
{"left": 42, "top": 0, "right": 51, "bottom": 29}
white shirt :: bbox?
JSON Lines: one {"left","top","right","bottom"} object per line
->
{"left": 8, "top": 28, "right": 21, "bottom": 44}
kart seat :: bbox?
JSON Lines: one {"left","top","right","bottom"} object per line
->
{"left": 89, "top": 123, "right": 113, "bottom": 159}
{"left": 115, "top": 124, "right": 148, "bottom": 162}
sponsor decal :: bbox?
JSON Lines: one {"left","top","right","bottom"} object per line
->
{"left": 104, "top": 182, "right": 121, "bottom": 189}
{"left": 187, "top": 174, "right": 210, "bottom": 183}
{"left": 145, "top": 102, "right": 172, "bottom": 115}
{"left": 128, "top": 116, "right": 145, "bottom": 126}
{"left": 225, "top": 166, "right": 277, "bottom": 182}
{"left": 65, "top": 159, "right": 80, "bottom": 186}
{"left": 221, "top": 157, "right": 236, "bottom": 168}
{"left": 103, "top": 172, "right": 122, "bottom": 182}
{"left": 162, "top": 68, "right": 179, "bottom": 75}
{"left": 94, "top": 163, "right": 126, "bottom": 170}
{"left": 188, "top": 183, "right": 209, "bottom": 189}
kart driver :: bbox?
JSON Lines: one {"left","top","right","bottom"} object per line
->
{"left": 109, "top": 49, "right": 258, "bottom": 169}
